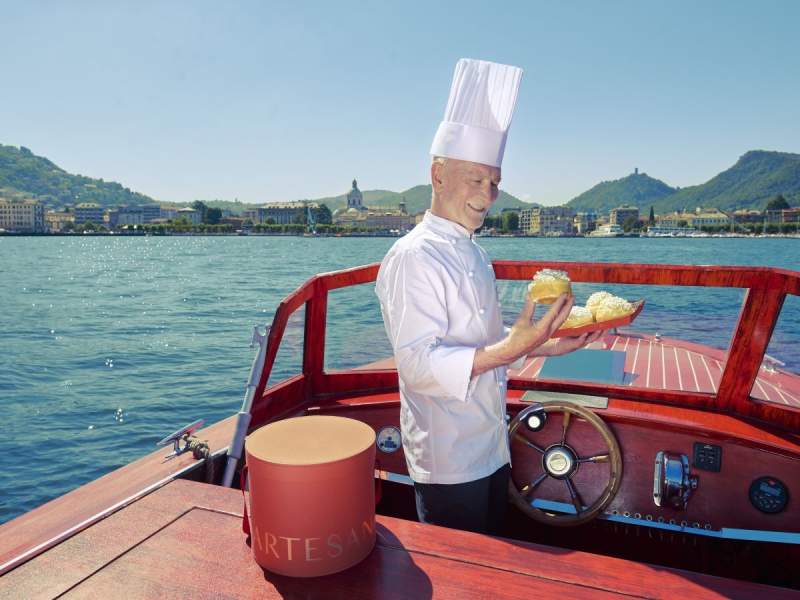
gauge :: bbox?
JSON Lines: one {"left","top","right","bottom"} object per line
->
{"left": 376, "top": 426, "right": 401, "bottom": 453}
{"left": 749, "top": 476, "right": 789, "bottom": 514}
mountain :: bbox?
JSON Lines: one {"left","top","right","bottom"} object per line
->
{"left": 652, "top": 150, "right": 800, "bottom": 212}
{"left": 567, "top": 172, "right": 676, "bottom": 213}
{"left": 0, "top": 144, "right": 157, "bottom": 208}
{"left": 567, "top": 150, "right": 800, "bottom": 215}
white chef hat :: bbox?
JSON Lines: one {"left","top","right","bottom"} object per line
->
{"left": 430, "top": 58, "right": 523, "bottom": 168}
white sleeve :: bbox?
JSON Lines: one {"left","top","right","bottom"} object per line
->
{"left": 377, "top": 248, "right": 476, "bottom": 402}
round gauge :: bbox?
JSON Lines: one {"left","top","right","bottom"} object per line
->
{"left": 376, "top": 426, "right": 401, "bottom": 454}
{"left": 748, "top": 476, "right": 789, "bottom": 514}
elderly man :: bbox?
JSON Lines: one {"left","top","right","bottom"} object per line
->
{"left": 375, "top": 59, "right": 601, "bottom": 535}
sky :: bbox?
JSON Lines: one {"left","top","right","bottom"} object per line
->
{"left": 1, "top": 1, "right": 798, "bottom": 206}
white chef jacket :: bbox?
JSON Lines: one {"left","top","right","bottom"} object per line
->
{"left": 375, "top": 211, "right": 512, "bottom": 484}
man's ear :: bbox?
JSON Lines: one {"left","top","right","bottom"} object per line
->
{"left": 431, "top": 161, "right": 444, "bottom": 192}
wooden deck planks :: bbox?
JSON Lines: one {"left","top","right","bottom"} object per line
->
{"left": 3, "top": 480, "right": 795, "bottom": 600}
{"left": 0, "top": 416, "right": 237, "bottom": 578}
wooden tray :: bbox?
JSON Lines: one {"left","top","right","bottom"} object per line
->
{"left": 552, "top": 299, "right": 645, "bottom": 338}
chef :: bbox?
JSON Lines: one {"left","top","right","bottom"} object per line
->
{"left": 375, "top": 58, "right": 602, "bottom": 535}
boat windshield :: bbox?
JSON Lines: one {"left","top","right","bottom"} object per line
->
{"left": 256, "top": 261, "right": 800, "bottom": 433}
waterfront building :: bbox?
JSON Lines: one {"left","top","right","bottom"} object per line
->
{"left": 657, "top": 211, "right": 695, "bottom": 228}
{"left": 334, "top": 202, "right": 414, "bottom": 230}
{"left": 574, "top": 211, "right": 598, "bottom": 234}
{"left": 160, "top": 206, "right": 178, "bottom": 220}
{"left": 74, "top": 203, "right": 104, "bottom": 226}
{"left": 519, "top": 206, "right": 575, "bottom": 236}
{"left": 0, "top": 199, "right": 45, "bottom": 232}
{"left": 44, "top": 211, "right": 74, "bottom": 233}
{"left": 609, "top": 205, "right": 639, "bottom": 226}
{"left": 141, "top": 204, "right": 162, "bottom": 223}
{"left": 108, "top": 206, "right": 141, "bottom": 228}
{"left": 176, "top": 207, "right": 201, "bottom": 225}
{"left": 766, "top": 208, "right": 800, "bottom": 224}
{"left": 729, "top": 209, "right": 762, "bottom": 225}
{"left": 245, "top": 202, "right": 320, "bottom": 225}
{"left": 332, "top": 180, "right": 413, "bottom": 230}
{"left": 691, "top": 209, "right": 730, "bottom": 228}
{"left": 780, "top": 208, "right": 800, "bottom": 223}
{"left": 346, "top": 179, "right": 365, "bottom": 210}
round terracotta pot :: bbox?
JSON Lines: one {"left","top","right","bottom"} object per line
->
{"left": 245, "top": 415, "right": 376, "bottom": 577}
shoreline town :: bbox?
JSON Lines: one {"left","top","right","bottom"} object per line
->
{"left": 2, "top": 178, "right": 799, "bottom": 239}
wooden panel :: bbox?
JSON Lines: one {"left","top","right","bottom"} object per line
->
{"left": 5, "top": 480, "right": 793, "bottom": 600}
{"left": 309, "top": 393, "right": 800, "bottom": 532}
{"left": 0, "top": 416, "right": 237, "bottom": 577}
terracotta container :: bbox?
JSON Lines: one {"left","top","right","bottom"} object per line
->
{"left": 245, "top": 415, "right": 376, "bottom": 577}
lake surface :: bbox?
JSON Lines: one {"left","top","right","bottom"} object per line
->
{"left": 1, "top": 235, "right": 798, "bottom": 523}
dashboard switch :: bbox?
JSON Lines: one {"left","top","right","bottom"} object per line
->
{"left": 693, "top": 442, "right": 722, "bottom": 472}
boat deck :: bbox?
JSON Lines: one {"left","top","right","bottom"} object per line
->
{"left": 1, "top": 478, "right": 796, "bottom": 600}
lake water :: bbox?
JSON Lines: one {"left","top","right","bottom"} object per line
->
{"left": 1, "top": 235, "right": 798, "bottom": 524}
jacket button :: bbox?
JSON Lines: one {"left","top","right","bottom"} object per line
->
{"left": 479, "top": 308, "right": 485, "bottom": 315}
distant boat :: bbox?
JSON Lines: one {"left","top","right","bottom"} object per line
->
{"left": 645, "top": 226, "right": 700, "bottom": 237}
{"left": 589, "top": 224, "right": 623, "bottom": 237}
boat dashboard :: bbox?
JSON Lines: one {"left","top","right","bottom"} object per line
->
{"left": 308, "top": 394, "right": 800, "bottom": 543}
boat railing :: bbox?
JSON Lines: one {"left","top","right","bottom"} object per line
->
{"left": 251, "top": 261, "right": 800, "bottom": 433}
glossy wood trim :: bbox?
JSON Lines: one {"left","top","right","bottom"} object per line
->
{"left": 718, "top": 285, "right": 786, "bottom": 413}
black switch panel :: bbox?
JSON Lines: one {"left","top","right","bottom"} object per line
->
{"left": 693, "top": 442, "right": 722, "bottom": 472}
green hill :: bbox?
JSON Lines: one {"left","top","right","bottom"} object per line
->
{"left": 567, "top": 151, "right": 800, "bottom": 215}
{"left": 567, "top": 172, "right": 676, "bottom": 213}
{"left": 652, "top": 150, "right": 800, "bottom": 212}
{"left": 0, "top": 143, "right": 157, "bottom": 208}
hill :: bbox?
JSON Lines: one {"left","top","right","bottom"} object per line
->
{"left": 567, "top": 151, "right": 800, "bottom": 215}
{"left": 0, "top": 143, "right": 157, "bottom": 208}
{"left": 652, "top": 150, "right": 800, "bottom": 212}
{"left": 567, "top": 172, "right": 676, "bottom": 213}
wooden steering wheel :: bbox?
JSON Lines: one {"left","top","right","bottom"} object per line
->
{"left": 507, "top": 402, "right": 622, "bottom": 527}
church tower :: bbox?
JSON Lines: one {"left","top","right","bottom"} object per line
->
{"left": 347, "top": 179, "right": 364, "bottom": 210}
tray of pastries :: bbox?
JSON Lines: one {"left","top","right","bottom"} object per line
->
{"left": 527, "top": 270, "right": 644, "bottom": 338}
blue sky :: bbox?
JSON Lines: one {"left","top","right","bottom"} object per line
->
{"left": 1, "top": 1, "right": 798, "bottom": 206}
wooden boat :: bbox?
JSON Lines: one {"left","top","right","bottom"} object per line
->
{"left": 2, "top": 260, "right": 799, "bottom": 598}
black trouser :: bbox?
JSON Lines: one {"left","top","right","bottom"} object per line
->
{"left": 413, "top": 464, "right": 510, "bottom": 535}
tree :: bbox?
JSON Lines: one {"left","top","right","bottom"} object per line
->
{"left": 677, "top": 220, "right": 689, "bottom": 228}
{"left": 192, "top": 200, "right": 208, "bottom": 223}
{"left": 502, "top": 211, "right": 519, "bottom": 232}
{"left": 765, "top": 194, "right": 790, "bottom": 211}
{"left": 622, "top": 215, "right": 638, "bottom": 232}
{"left": 206, "top": 207, "right": 222, "bottom": 224}
{"left": 314, "top": 204, "right": 333, "bottom": 225}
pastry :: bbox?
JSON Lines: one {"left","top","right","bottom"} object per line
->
{"left": 594, "top": 295, "right": 635, "bottom": 322}
{"left": 559, "top": 306, "right": 594, "bottom": 329}
{"left": 527, "top": 269, "right": 572, "bottom": 304}
{"left": 586, "top": 291, "right": 614, "bottom": 319}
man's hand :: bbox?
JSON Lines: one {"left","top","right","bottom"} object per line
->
{"left": 506, "top": 293, "right": 574, "bottom": 358}
{"left": 471, "top": 293, "right": 574, "bottom": 377}
{"left": 533, "top": 329, "right": 605, "bottom": 357}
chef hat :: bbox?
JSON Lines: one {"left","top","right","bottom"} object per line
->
{"left": 430, "top": 58, "right": 523, "bottom": 168}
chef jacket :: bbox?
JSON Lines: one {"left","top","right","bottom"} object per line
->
{"left": 375, "top": 211, "right": 514, "bottom": 484}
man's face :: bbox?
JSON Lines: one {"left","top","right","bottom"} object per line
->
{"left": 431, "top": 158, "right": 501, "bottom": 233}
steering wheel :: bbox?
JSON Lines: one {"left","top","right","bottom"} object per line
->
{"left": 507, "top": 402, "right": 622, "bottom": 527}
